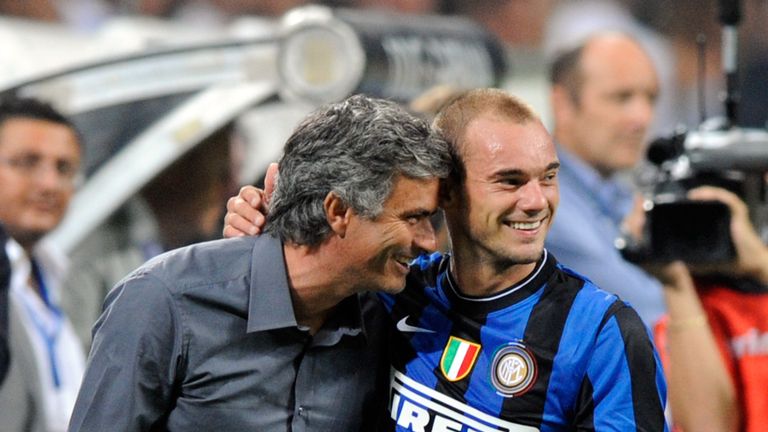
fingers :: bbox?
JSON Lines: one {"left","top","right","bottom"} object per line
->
{"left": 222, "top": 200, "right": 262, "bottom": 237}
{"left": 687, "top": 186, "right": 747, "bottom": 219}
{"left": 237, "top": 185, "right": 266, "bottom": 209}
{"left": 222, "top": 185, "right": 268, "bottom": 237}
{"left": 222, "top": 220, "right": 249, "bottom": 238}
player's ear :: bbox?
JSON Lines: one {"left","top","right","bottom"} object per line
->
{"left": 324, "top": 192, "right": 352, "bottom": 238}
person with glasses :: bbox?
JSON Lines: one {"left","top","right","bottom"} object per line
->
{"left": 0, "top": 96, "right": 85, "bottom": 432}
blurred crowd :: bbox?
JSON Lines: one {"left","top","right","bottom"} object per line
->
{"left": 1, "top": 0, "right": 768, "bottom": 431}
{"left": 2, "top": 0, "right": 767, "bottom": 128}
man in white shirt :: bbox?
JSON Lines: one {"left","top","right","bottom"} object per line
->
{"left": 0, "top": 96, "right": 85, "bottom": 432}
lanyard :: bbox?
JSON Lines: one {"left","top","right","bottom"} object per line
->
{"left": 21, "top": 260, "right": 64, "bottom": 388}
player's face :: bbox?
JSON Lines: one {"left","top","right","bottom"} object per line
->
{"left": 444, "top": 116, "right": 559, "bottom": 268}
{"left": 344, "top": 175, "right": 440, "bottom": 294}
{"left": 0, "top": 118, "right": 80, "bottom": 248}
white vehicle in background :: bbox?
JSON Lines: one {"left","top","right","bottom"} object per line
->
{"left": 0, "top": 4, "right": 507, "bottom": 256}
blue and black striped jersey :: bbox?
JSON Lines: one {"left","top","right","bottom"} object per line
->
{"left": 378, "top": 250, "right": 668, "bottom": 432}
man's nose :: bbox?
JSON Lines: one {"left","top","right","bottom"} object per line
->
{"left": 517, "top": 181, "right": 547, "bottom": 213}
{"left": 413, "top": 218, "right": 437, "bottom": 253}
{"left": 627, "top": 94, "right": 655, "bottom": 130}
{"left": 34, "top": 161, "right": 72, "bottom": 188}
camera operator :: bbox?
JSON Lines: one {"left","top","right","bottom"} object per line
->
{"left": 651, "top": 186, "right": 768, "bottom": 432}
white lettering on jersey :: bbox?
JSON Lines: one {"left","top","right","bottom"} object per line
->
{"left": 389, "top": 368, "right": 539, "bottom": 432}
{"left": 730, "top": 328, "right": 768, "bottom": 358}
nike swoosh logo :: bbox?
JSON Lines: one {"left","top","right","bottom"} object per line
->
{"left": 396, "top": 316, "right": 435, "bottom": 333}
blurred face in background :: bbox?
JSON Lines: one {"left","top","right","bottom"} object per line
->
{"left": 553, "top": 34, "right": 659, "bottom": 177}
{"left": 0, "top": 117, "right": 80, "bottom": 250}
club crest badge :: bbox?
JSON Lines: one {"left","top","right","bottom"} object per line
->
{"left": 490, "top": 341, "right": 537, "bottom": 397}
{"left": 440, "top": 336, "right": 481, "bottom": 381}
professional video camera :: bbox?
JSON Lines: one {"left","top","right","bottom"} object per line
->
{"left": 618, "top": 0, "right": 768, "bottom": 265}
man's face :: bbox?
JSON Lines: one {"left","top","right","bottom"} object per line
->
{"left": 343, "top": 175, "right": 440, "bottom": 294}
{"left": 444, "top": 116, "right": 559, "bottom": 268}
{"left": 556, "top": 37, "right": 659, "bottom": 176}
{"left": 0, "top": 117, "right": 81, "bottom": 248}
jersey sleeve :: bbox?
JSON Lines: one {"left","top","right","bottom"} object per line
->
{"left": 68, "top": 271, "right": 183, "bottom": 432}
{"left": 577, "top": 301, "right": 669, "bottom": 431}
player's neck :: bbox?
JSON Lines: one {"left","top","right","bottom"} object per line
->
{"left": 449, "top": 252, "right": 537, "bottom": 297}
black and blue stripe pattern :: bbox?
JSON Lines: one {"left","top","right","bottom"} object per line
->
{"left": 379, "top": 251, "right": 667, "bottom": 432}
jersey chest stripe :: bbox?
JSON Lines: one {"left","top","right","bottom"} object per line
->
{"left": 611, "top": 303, "right": 667, "bottom": 431}
{"left": 501, "top": 271, "right": 584, "bottom": 424}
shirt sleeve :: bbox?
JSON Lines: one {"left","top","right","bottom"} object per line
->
{"left": 576, "top": 302, "right": 669, "bottom": 432}
{"left": 68, "top": 270, "right": 183, "bottom": 432}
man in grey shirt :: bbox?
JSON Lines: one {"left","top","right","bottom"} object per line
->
{"left": 68, "top": 95, "right": 452, "bottom": 431}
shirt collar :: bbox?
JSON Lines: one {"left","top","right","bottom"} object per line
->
{"left": 441, "top": 249, "right": 558, "bottom": 316}
{"left": 246, "top": 234, "right": 298, "bottom": 333}
{"left": 5, "top": 237, "right": 31, "bottom": 297}
{"left": 556, "top": 144, "right": 635, "bottom": 223}
{"left": 245, "top": 235, "right": 367, "bottom": 338}
{"left": 5, "top": 237, "right": 67, "bottom": 305}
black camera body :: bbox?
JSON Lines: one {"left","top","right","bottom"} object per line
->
{"left": 618, "top": 124, "right": 768, "bottom": 265}
{"left": 618, "top": 193, "right": 736, "bottom": 265}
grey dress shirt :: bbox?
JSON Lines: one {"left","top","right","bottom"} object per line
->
{"left": 68, "top": 235, "right": 389, "bottom": 432}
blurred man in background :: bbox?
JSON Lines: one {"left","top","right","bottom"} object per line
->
{"left": 0, "top": 96, "right": 85, "bottom": 432}
{"left": 546, "top": 31, "right": 666, "bottom": 326}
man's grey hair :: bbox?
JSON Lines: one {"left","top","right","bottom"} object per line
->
{"left": 265, "top": 94, "right": 452, "bottom": 246}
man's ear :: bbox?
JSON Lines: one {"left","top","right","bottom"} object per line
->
{"left": 439, "top": 177, "right": 458, "bottom": 209}
{"left": 324, "top": 191, "right": 352, "bottom": 238}
{"left": 264, "top": 162, "right": 278, "bottom": 205}
{"left": 550, "top": 84, "right": 575, "bottom": 122}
